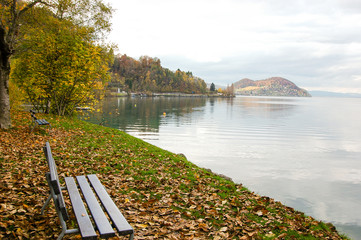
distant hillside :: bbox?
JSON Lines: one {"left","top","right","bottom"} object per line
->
{"left": 234, "top": 77, "right": 311, "bottom": 97}
{"left": 309, "top": 91, "right": 361, "bottom": 98}
{"left": 110, "top": 54, "right": 207, "bottom": 94}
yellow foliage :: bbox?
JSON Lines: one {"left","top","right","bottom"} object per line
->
{"left": 9, "top": 78, "right": 25, "bottom": 111}
{"left": 243, "top": 86, "right": 261, "bottom": 91}
{"left": 11, "top": 15, "right": 111, "bottom": 115}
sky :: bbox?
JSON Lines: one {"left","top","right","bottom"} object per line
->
{"left": 105, "top": 0, "right": 361, "bottom": 93}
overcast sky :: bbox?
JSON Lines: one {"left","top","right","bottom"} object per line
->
{"left": 105, "top": 0, "right": 361, "bottom": 93}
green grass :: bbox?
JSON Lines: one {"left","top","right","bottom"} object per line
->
{"left": 0, "top": 110, "right": 350, "bottom": 239}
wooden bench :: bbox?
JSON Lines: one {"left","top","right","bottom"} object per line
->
{"left": 41, "top": 142, "right": 134, "bottom": 240}
{"left": 30, "top": 110, "right": 51, "bottom": 132}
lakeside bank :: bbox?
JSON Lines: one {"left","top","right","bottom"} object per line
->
{"left": 0, "top": 110, "right": 348, "bottom": 239}
{"left": 106, "top": 91, "right": 235, "bottom": 98}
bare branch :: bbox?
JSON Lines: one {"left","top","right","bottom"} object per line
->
{"left": 18, "top": 0, "right": 42, "bottom": 17}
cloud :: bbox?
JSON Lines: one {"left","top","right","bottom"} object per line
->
{"left": 106, "top": 0, "right": 361, "bottom": 93}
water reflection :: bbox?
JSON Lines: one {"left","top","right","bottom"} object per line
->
{"left": 81, "top": 96, "right": 361, "bottom": 239}
{"left": 236, "top": 96, "right": 299, "bottom": 119}
{"left": 80, "top": 97, "right": 208, "bottom": 133}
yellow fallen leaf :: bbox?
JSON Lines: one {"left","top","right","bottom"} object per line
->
{"left": 16, "top": 228, "right": 22, "bottom": 234}
{"left": 136, "top": 224, "right": 147, "bottom": 229}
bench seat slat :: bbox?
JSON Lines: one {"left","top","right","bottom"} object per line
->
{"left": 87, "top": 174, "right": 133, "bottom": 236}
{"left": 76, "top": 175, "right": 116, "bottom": 238}
{"left": 65, "top": 177, "right": 97, "bottom": 240}
{"left": 30, "top": 111, "right": 50, "bottom": 131}
{"left": 37, "top": 119, "right": 48, "bottom": 125}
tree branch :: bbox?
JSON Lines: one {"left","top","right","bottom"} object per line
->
{"left": 18, "top": 0, "right": 49, "bottom": 17}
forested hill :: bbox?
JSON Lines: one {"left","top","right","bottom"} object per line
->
{"left": 234, "top": 77, "right": 311, "bottom": 97}
{"left": 109, "top": 54, "right": 207, "bottom": 94}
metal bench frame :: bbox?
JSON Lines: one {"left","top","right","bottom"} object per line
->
{"left": 41, "top": 142, "right": 134, "bottom": 240}
{"left": 30, "top": 110, "right": 51, "bottom": 132}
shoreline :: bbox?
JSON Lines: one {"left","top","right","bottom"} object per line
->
{"left": 0, "top": 110, "right": 349, "bottom": 239}
{"left": 106, "top": 91, "right": 235, "bottom": 98}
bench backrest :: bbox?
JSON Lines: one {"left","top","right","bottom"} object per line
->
{"left": 43, "top": 142, "right": 69, "bottom": 220}
{"left": 30, "top": 110, "right": 38, "bottom": 120}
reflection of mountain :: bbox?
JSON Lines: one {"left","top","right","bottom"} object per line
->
{"left": 239, "top": 97, "right": 296, "bottom": 108}
{"left": 234, "top": 77, "right": 311, "bottom": 97}
{"left": 236, "top": 96, "right": 298, "bottom": 118}
{"left": 81, "top": 97, "right": 207, "bottom": 132}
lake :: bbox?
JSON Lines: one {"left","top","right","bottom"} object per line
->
{"left": 80, "top": 96, "right": 361, "bottom": 239}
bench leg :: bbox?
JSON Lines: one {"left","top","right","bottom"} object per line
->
{"left": 57, "top": 210, "right": 79, "bottom": 240}
{"left": 42, "top": 185, "right": 79, "bottom": 239}
{"left": 30, "top": 123, "right": 36, "bottom": 133}
{"left": 41, "top": 194, "right": 52, "bottom": 215}
{"left": 57, "top": 229, "right": 66, "bottom": 240}
{"left": 129, "top": 232, "right": 134, "bottom": 240}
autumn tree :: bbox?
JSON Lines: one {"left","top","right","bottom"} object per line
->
{"left": 0, "top": 0, "right": 46, "bottom": 128}
{"left": 0, "top": 0, "right": 112, "bottom": 127}
{"left": 12, "top": 15, "right": 112, "bottom": 115}
{"left": 224, "top": 84, "right": 235, "bottom": 96}
{"left": 111, "top": 54, "right": 208, "bottom": 94}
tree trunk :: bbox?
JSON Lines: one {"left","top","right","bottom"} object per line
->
{"left": 0, "top": 0, "right": 44, "bottom": 129}
{"left": 0, "top": 19, "right": 12, "bottom": 129}
{"left": 0, "top": 63, "right": 11, "bottom": 129}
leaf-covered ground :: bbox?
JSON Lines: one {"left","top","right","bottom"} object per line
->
{"left": 0, "top": 111, "right": 348, "bottom": 239}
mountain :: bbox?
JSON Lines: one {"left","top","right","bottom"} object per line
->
{"left": 234, "top": 77, "right": 311, "bottom": 97}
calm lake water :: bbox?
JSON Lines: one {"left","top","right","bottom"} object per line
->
{"left": 81, "top": 96, "right": 361, "bottom": 239}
